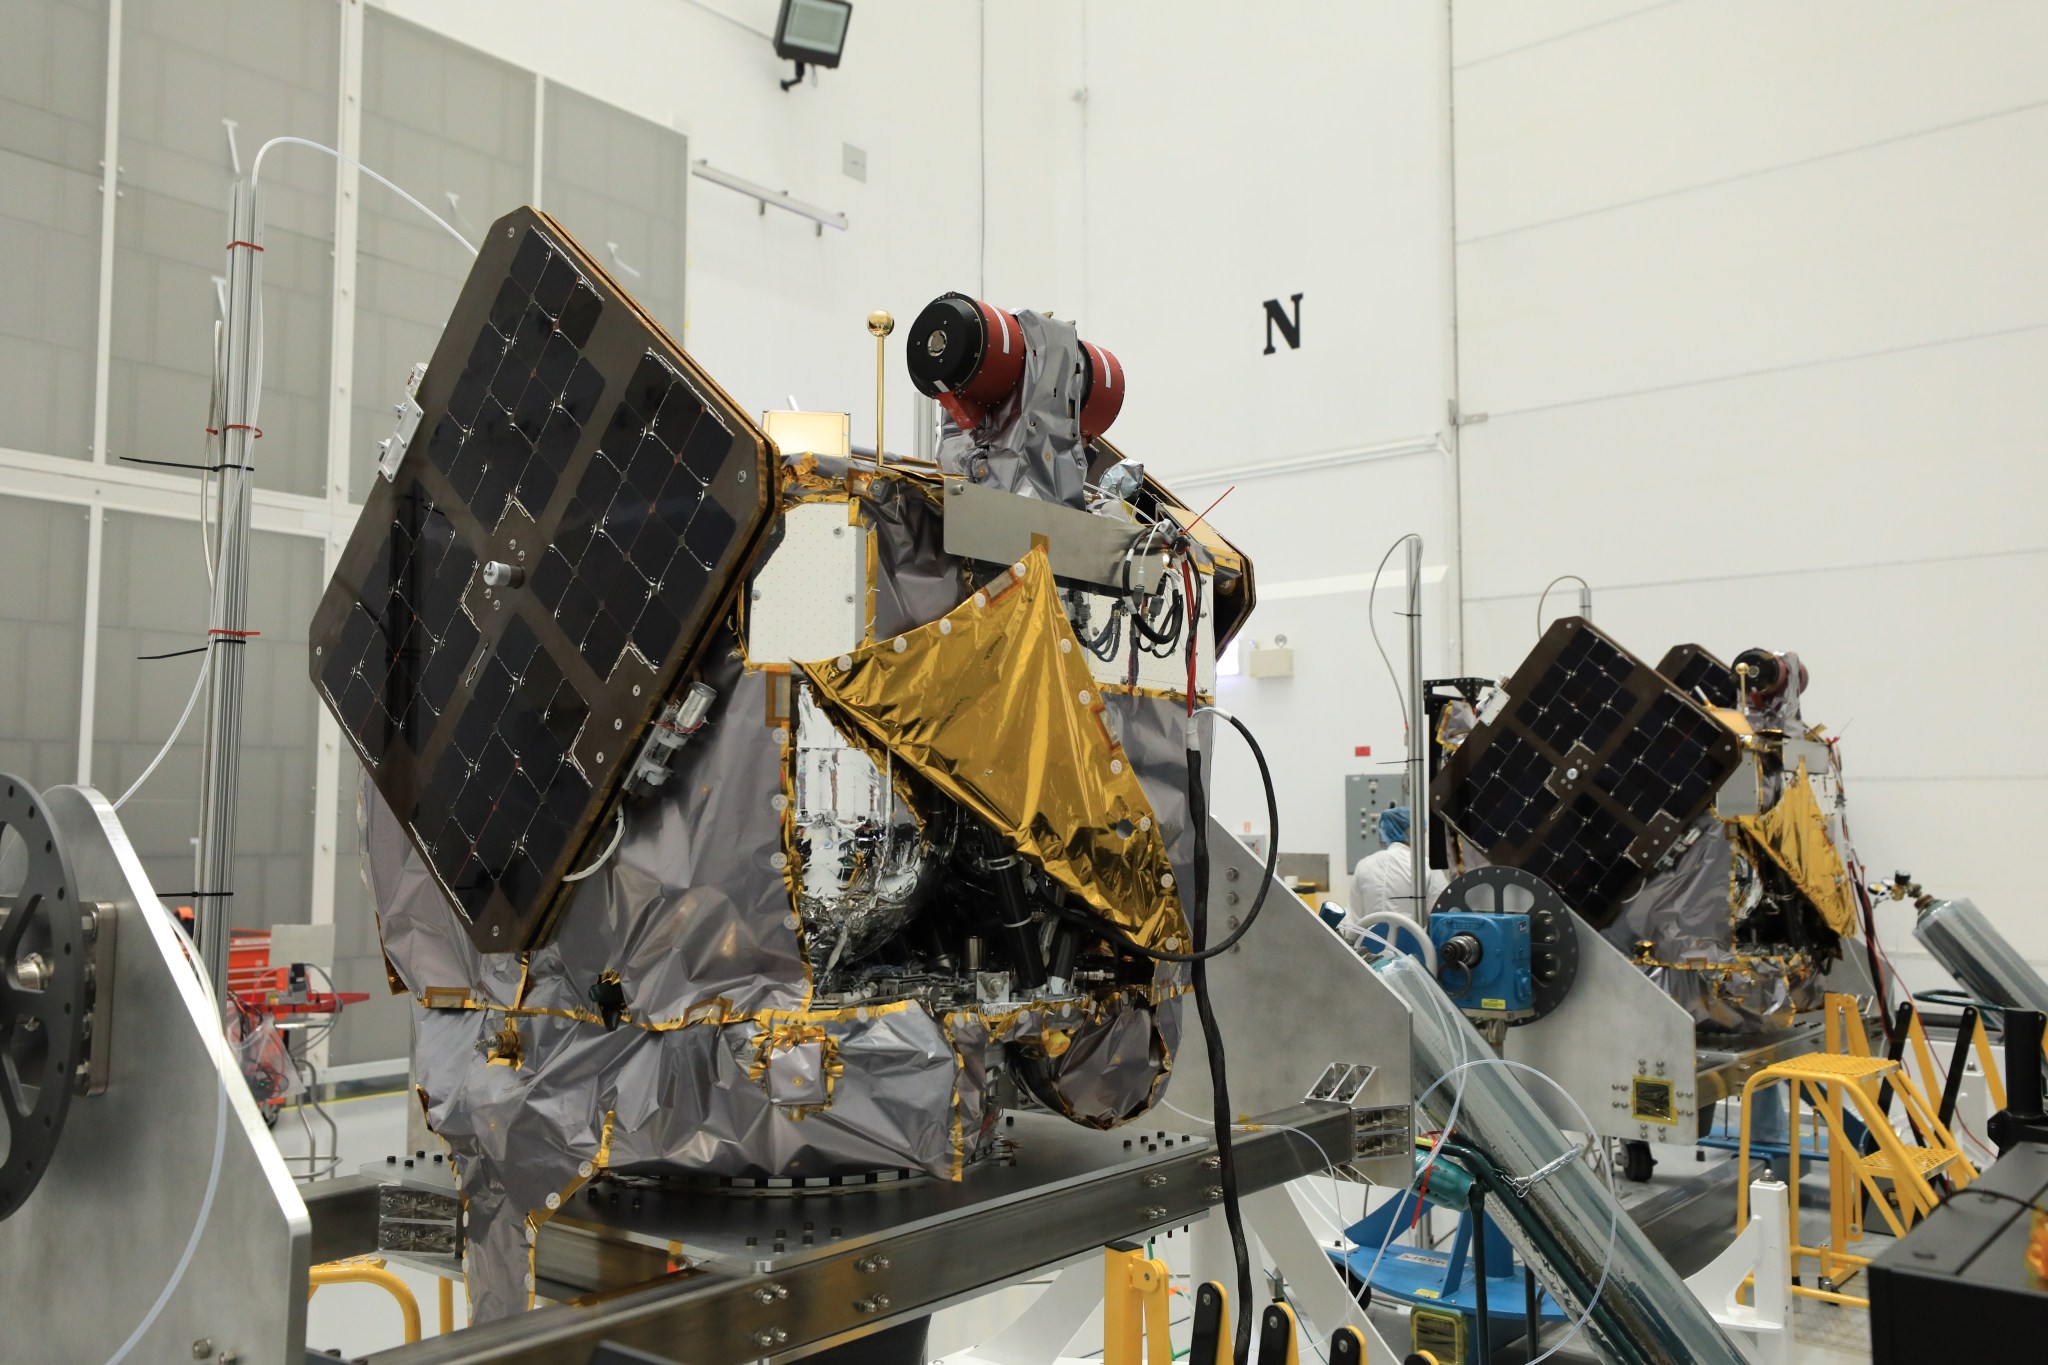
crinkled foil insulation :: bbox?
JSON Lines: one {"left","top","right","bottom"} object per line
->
{"left": 1597, "top": 761, "right": 1849, "bottom": 1033}
{"left": 364, "top": 457, "right": 1210, "bottom": 1320}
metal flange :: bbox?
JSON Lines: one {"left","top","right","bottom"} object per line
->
{"left": 0, "top": 773, "right": 89, "bottom": 1220}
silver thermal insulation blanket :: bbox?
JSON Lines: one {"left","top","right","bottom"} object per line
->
{"left": 935, "top": 311, "right": 1092, "bottom": 506}
{"left": 363, "top": 459, "right": 1197, "bottom": 1320}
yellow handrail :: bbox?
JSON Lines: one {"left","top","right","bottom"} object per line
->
{"left": 308, "top": 1257, "right": 423, "bottom": 1344}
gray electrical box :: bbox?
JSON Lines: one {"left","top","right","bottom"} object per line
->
{"left": 1343, "top": 772, "right": 1411, "bottom": 882}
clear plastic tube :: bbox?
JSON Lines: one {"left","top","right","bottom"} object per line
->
{"left": 1358, "top": 1049, "right": 1615, "bottom": 1365}
{"left": 113, "top": 653, "right": 212, "bottom": 811}
{"left": 249, "top": 136, "right": 477, "bottom": 255}
{"left": 1346, "top": 908, "right": 1438, "bottom": 973}
{"left": 1379, "top": 955, "right": 1749, "bottom": 1365}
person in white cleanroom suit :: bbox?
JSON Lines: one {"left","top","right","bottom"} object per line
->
{"left": 1342, "top": 806, "right": 1447, "bottom": 948}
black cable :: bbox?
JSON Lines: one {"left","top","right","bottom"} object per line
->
{"left": 1118, "top": 525, "right": 1184, "bottom": 649}
{"left": 1043, "top": 712, "right": 1280, "bottom": 964}
{"left": 119, "top": 455, "right": 252, "bottom": 472}
{"left": 1173, "top": 547, "right": 1255, "bottom": 1365}
{"left": 1130, "top": 576, "right": 1184, "bottom": 654}
{"left": 1187, "top": 746, "right": 1254, "bottom": 1365}
{"left": 1077, "top": 596, "right": 1124, "bottom": 661}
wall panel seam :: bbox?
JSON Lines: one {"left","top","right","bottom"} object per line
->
{"left": 1467, "top": 319, "right": 2048, "bottom": 422}
{"left": 1461, "top": 541, "right": 2048, "bottom": 602}
{"left": 1456, "top": 94, "right": 2048, "bottom": 247}
{"left": 1452, "top": 0, "right": 1681, "bottom": 73}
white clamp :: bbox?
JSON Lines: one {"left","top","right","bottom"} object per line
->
{"left": 376, "top": 361, "right": 430, "bottom": 482}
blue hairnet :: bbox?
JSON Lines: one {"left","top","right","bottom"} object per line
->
{"left": 1378, "top": 806, "right": 1411, "bottom": 846}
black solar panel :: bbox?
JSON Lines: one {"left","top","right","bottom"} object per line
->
{"left": 310, "top": 207, "right": 773, "bottom": 951}
{"left": 1657, "top": 643, "right": 1740, "bottom": 710}
{"left": 1433, "top": 619, "right": 1741, "bottom": 926}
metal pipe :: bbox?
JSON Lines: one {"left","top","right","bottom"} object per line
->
{"left": 194, "top": 179, "right": 262, "bottom": 992}
{"left": 1914, "top": 898, "right": 2048, "bottom": 1016}
{"left": 868, "top": 310, "right": 894, "bottom": 465}
{"left": 1377, "top": 955, "right": 1750, "bottom": 1365}
{"left": 1523, "top": 1258, "right": 1540, "bottom": 1356}
{"left": 1404, "top": 536, "right": 1429, "bottom": 922}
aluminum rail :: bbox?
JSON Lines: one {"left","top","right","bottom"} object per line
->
{"left": 691, "top": 160, "right": 849, "bottom": 233}
{"left": 360, "top": 1103, "right": 1354, "bottom": 1365}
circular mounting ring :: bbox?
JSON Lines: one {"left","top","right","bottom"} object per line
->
{"left": 0, "top": 773, "right": 88, "bottom": 1221}
{"left": 1434, "top": 865, "right": 1580, "bottom": 1025}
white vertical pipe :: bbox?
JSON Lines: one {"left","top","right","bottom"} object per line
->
{"left": 75, "top": 504, "right": 104, "bottom": 785}
{"left": 1405, "top": 536, "right": 1429, "bottom": 919}
{"left": 89, "top": 0, "right": 122, "bottom": 465}
{"left": 80, "top": 0, "right": 119, "bottom": 787}
{"left": 532, "top": 74, "right": 546, "bottom": 208}
{"left": 1439, "top": 0, "right": 1466, "bottom": 674}
{"left": 306, "top": 0, "right": 368, "bottom": 1068}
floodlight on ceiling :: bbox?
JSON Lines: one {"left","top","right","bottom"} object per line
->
{"left": 775, "top": 0, "right": 852, "bottom": 91}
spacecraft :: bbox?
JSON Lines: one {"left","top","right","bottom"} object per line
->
{"left": 1429, "top": 620, "right": 1871, "bottom": 1036}
{"left": 310, "top": 208, "right": 1253, "bottom": 1317}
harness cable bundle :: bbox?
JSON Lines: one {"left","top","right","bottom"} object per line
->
{"left": 1050, "top": 529, "right": 1280, "bottom": 1365}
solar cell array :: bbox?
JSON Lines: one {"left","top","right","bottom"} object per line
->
{"left": 1432, "top": 619, "right": 1740, "bottom": 927}
{"left": 1657, "top": 643, "right": 1740, "bottom": 710}
{"left": 310, "top": 208, "right": 772, "bottom": 950}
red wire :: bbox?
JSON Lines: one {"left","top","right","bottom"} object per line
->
{"left": 1188, "top": 484, "right": 1236, "bottom": 533}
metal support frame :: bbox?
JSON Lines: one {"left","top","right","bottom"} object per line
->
{"left": 1165, "top": 816, "right": 1413, "bottom": 1182}
{"left": 333, "top": 1105, "right": 1356, "bottom": 1364}
{"left": 193, "top": 179, "right": 263, "bottom": 992}
{"left": 1, "top": 784, "right": 309, "bottom": 1362}
{"left": 1504, "top": 912, "right": 1700, "bottom": 1147}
